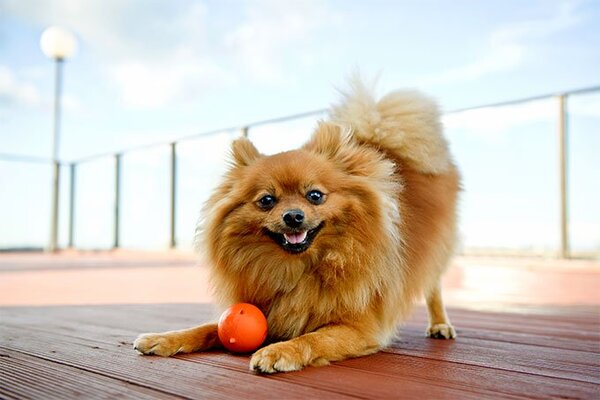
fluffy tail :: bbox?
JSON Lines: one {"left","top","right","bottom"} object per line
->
{"left": 329, "top": 78, "right": 451, "bottom": 174}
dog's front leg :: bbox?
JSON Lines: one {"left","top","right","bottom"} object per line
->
{"left": 134, "top": 323, "right": 221, "bottom": 356}
{"left": 250, "top": 323, "right": 380, "bottom": 373}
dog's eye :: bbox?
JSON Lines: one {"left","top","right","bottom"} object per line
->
{"left": 306, "top": 190, "right": 324, "bottom": 205}
{"left": 257, "top": 195, "right": 276, "bottom": 209}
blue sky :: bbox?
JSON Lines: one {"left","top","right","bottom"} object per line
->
{"left": 1, "top": 0, "right": 599, "bottom": 253}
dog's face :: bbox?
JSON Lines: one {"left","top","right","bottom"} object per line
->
{"left": 226, "top": 147, "right": 346, "bottom": 257}
{"left": 258, "top": 186, "right": 326, "bottom": 254}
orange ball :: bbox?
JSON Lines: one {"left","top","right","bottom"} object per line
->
{"left": 217, "top": 303, "right": 268, "bottom": 353}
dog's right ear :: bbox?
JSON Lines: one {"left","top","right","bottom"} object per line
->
{"left": 230, "top": 137, "right": 261, "bottom": 167}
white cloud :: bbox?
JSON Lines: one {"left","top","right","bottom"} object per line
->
{"left": 2, "top": 0, "right": 331, "bottom": 109}
{"left": 430, "top": 43, "right": 525, "bottom": 85}
{"left": 442, "top": 99, "right": 556, "bottom": 141}
{"left": 489, "top": 0, "right": 581, "bottom": 44}
{"left": 1, "top": 0, "right": 222, "bottom": 109}
{"left": 109, "top": 52, "right": 235, "bottom": 109}
{"left": 61, "top": 93, "right": 82, "bottom": 112}
{"left": 248, "top": 113, "right": 324, "bottom": 155}
{"left": 0, "top": 65, "right": 82, "bottom": 114}
{"left": 2, "top": 0, "right": 131, "bottom": 56}
{"left": 111, "top": 62, "right": 180, "bottom": 109}
{"left": 105, "top": 0, "right": 332, "bottom": 107}
{"left": 223, "top": 0, "right": 328, "bottom": 83}
{"left": 443, "top": 87, "right": 600, "bottom": 141}
{"left": 0, "top": 65, "right": 42, "bottom": 107}
{"left": 421, "top": 1, "right": 583, "bottom": 85}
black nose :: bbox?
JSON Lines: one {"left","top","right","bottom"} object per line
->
{"left": 283, "top": 209, "right": 304, "bottom": 228}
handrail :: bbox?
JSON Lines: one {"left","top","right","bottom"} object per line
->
{"left": 0, "top": 153, "right": 54, "bottom": 164}
{"left": 68, "top": 84, "right": 600, "bottom": 163}
{"left": 1, "top": 85, "right": 598, "bottom": 165}
{"left": 71, "top": 108, "right": 328, "bottom": 164}
{"left": 446, "top": 85, "right": 600, "bottom": 114}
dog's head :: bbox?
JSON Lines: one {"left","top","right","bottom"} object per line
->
{"left": 199, "top": 122, "right": 401, "bottom": 286}
{"left": 220, "top": 131, "right": 338, "bottom": 256}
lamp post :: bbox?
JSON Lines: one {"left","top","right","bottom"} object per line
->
{"left": 40, "top": 26, "right": 77, "bottom": 252}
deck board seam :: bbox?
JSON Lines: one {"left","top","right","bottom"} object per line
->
{"left": 380, "top": 349, "right": 600, "bottom": 386}
{"left": 0, "top": 346, "right": 194, "bottom": 400}
{"left": 0, "top": 350, "right": 172, "bottom": 400}
{"left": 326, "top": 363, "right": 529, "bottom": 399}
{"left": 174, "top": 356, "right": 370, "bottom": 399}
{"left": 400, "top": 335, "right": 600, "bottom": 363}
{"left": 3, "top": 321, "right": 598, "bottom": 385}
{"left": 0, "top": 345, "right": 363, "bottom": 399}
{"left": 5, "top": 318, "right": 599, "bottom": 357}
{"left": 398, "top": 330, "right": 600, "bottom": 353}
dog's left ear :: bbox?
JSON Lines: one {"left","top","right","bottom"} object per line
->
{"left": 305, "top": 122, "right": 392, "bottom": 178}
{"left": 231, "top": 137, "right": 261, "bottom": 167}
{"left": 302, "top": 122, "right": 348, "bottom": 159}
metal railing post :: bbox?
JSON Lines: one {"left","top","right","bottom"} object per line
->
{"left": 48, "top": 59, "right": 64, "bottom": 253}
{"left": 169, "top": 142, "right": 177, "bottom": 249}
{"left": 48, "top": 161, "right": 60, "bottom": 251}
{"left": 68, "top": 163, "right": 76, "bottom": 247}
{"left": 114, "top": 154, "right": 122, "bottom": 249}
{"left": 558, "top": 95, "right": 570, "bottom": 259}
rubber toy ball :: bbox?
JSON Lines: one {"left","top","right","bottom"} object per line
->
{"left": 217, "top": 303, "right": 268, "bottom": 353}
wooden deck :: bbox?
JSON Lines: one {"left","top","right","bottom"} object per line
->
{"left": 0, "top": 252, "right": 599, "bottom": 399}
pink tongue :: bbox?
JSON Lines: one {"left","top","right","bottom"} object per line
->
{"left": 284, "top": 231, "right": 307, "bottom": 244}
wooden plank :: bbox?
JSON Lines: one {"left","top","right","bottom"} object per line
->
{"left": 172, "top": 322, "right": 599, "bottom": 399}
{"left": 420, "top": 307, "right": 600, "bottom": 333}
{"left": 176, "top": 353, "right": 499, "bottom": 399}
{"left": 338, "top": 351, "right": 599, "bottom": 399}
{"left": 387, "top": 334, "right": 599, "bottom": 384}
{"left": 2, "top": 304, "right": 599, "bottom": 399}
{"left": 0, "top": 326, "right": 357, "bottom": 399}
{"left": 401, "top": 324, "right": 599, "bottom": 354}
{"left": 0, "top": 320, "right": 491, "bottom": 399}
{"left": 3, "top": 304, "right": 598, "bottom": 368}
{"left": 0, "top": 349, "right": 184, "bottom": 400}
{"left": 444, "top": 307, "right": 600, "bottom": 331}
{"left": 406, "top": 307, "right": 600, "bottom": 352}
{"left": 6, "top": 303, "right": 597, "bottom": 359}
{"left": 3, "top": 303, "right": 598, "bottom": 356}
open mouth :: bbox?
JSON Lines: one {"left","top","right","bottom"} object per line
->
{"left": 265, "top": 222, "right": 324, "bottom": 254}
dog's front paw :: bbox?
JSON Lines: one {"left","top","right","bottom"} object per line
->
{"left": 250, "top": 341, "right": 306, "bottom": 373}
{"left": 426, "top": 323, "right": 457, "bottom": 339}
{"left": 133, "top": 333, "right": 183, "bottom": 357}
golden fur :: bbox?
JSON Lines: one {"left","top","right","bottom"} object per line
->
{"left": 134, "top": 80, "right": 460, "bottom": 373}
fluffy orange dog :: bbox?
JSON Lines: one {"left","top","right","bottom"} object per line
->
{"left": 134, "top": 80, "right": 460, "bottom": 373}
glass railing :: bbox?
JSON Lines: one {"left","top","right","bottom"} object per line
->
{"left": 1, "top": 88, "right": 598, "bottom": 258}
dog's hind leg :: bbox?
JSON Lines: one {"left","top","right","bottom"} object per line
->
{"left": 425, "top": 281, "right": 456, "bottom": 339}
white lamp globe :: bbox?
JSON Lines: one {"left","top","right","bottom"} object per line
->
{"left": 40, "top": 26, "right": 77, "bottom": 60}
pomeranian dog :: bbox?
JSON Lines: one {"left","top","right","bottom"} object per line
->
{"left": 134, "top": 79, "right": 460, "bottom": 373}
